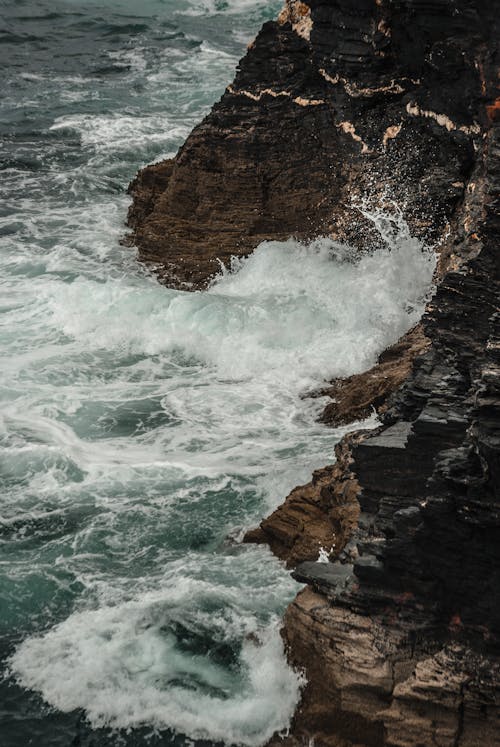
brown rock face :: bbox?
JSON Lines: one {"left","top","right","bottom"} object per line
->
{"left": 244, "top": 434, "right": 362, "bottom": 567}
{"left": 281, "top": 589, "right": 500, "bottom": 747}
{"left": 279, "top": 107, "right": 500, "bottom": 747}
{"left": 281, "top": 113, "right": 500, "bottom": 740}
{"left": 243, "top": 325, "right": 430, "bottom": 569}
{"left": 318, "top": 325, "right": 429, "bottom": 427}
{"left": 127, "top": 0, "right": 500, "bottom": 745}
{"left": 127, "top": 0, "right": 489, "bottom": 288}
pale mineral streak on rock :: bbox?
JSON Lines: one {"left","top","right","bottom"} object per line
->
{"left": 382, "top": 123, "right": 402, "bottom": 147}
{"left": 318, "top": 68, "right": 417, "bottom": 98}
{"left": 336, "top": 122, "right": 370, "bottom": 154}
{"left": 377, "top": 18, "right": 391, "bottom": 38}
{"left": 317, "top": 68, "right": 340, "bottom": 85}
{"left": 278, "top": 0, "right": 313, "bottom": 41}
{"left": 293, "top": 95, "right": 324, "bottom": 107}
{"left": 227, "top": 85, "right": 324, "bottom": 107}
{"left": 406, "top": 101, "right": 481, "bottom": 135}
{"left": 226, "top": 84, "right": 290, "bottom": 102}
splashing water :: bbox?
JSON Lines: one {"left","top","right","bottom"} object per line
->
{"left": 3, "top": 215, "right": 435, "bottom": 746}
{"left": 0, "top": 1, "right": 436, "bottom": 745}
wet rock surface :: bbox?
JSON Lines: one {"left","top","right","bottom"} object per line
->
{"left": 318, "top": 325, "right": 430, "bottom": 427}
{"left": 277, "top": 91, "right": 500, "bottom": 747}
{"left": 277, "top": 125, "right": 500, "bottom": 746}
{"left": 128, "top": 0, "right": 492, "bottom": 288}
{"left": 128, "top": 0, "right": 500, "bottom": 744}
{"left": 243, "top": 435, "right": 362, "bottom": 567}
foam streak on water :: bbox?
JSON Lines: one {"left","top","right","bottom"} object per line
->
{"left": 0, "top": 2, "right": 436, "bottom": 745}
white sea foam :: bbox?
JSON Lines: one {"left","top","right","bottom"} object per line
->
{"left": 7, "top": 209, "right": 435, "bottom": 743}
{"left": 146, "top": 41, "right": 239, "bottom": 106}
{"left": 179, "top": 0, "right": 281, "bottom": 17}
{"left": 40, "top": 209, "right": 435, "bottom": 386}
{"left": 108, "top": 47, "right": 148, "bottom": 73}
{"left": 49, "top": 114, "right": 191, "bottom": 153}
{"left": 10, "top": 568, "right": 303, "bottom": 745}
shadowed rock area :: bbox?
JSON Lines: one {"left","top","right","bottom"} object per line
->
{"left": 128, "top": 0, "right": 500, "bottom": 745}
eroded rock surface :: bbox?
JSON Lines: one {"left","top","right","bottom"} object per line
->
{"left": 243, "top": 434, "right": 362, "bottom": 567}
{"left": 128, "top": 0, "right": 492, "bottom": 288}
{"left": 318, "top": 325, "right": 430, "bottom": 427}
{"left": 277, "top": 116, "right": 500, "bottom": 745}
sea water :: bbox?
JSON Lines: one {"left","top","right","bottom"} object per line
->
{"left": 0, "top": 1, "right": 436, "bottom": 745}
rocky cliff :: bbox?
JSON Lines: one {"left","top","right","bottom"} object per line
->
{"left": 127, "top": 1, "right": 500, "bottom": 745}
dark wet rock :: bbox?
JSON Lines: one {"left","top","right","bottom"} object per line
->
{"left": 280, "top": 81, "right": 500, "bottom": 747}
{"left": 292, "top": 560, "right": 353, "bottom": 595}
{"left": 318, "top": 325, "right": 430, "bottom": 427}
{"left": 128, "top": 0, "right": 494, "bottom": 289}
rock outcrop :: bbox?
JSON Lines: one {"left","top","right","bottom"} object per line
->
{"left": 127, "top": 1, "right": 500, "bottom": 745}
{"left": 280, "top": 117, "right": 500, "bottom": 744}
{"left": 128, "top": 0, "right": 491, "bottom": 288}
{"left": 318, "top": 325, "right": 429, "bottom": 427}
{"left": 244, "top": 434, "right": 362, "bottom": 567}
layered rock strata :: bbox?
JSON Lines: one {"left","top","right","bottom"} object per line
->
{"left": 244, "top": 434, "right": 363, "bottom": 567}
{"left": 127, "top": 1, "right": 500, "bottom": 745}
{"left": 278, "top": 137, "right": 500, "bottom": 741}
{"left": 318, "top": 325, "right": 429, "bottom": 427}
{"left": 128, "top": 0, "right": 491, "bottom": 288}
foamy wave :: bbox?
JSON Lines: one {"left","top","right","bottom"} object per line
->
{"left": 179, "top": 0, "right": 281, "bottom": 17}
{"left": 41, "top": 213, "right": 435, "bottom": 385}
{"left": 10, "top": 580, "right": 303, "bottom": 745}
{"left": 147, "top": 40, "right": 238, "bottom": 96}
{"left": 108, "top": 47, "right": 148, "bottom": 73}
{"left": 5, "top": 208, "right": 435, "bottom": 743}
{"left": 49, "top": 114, "right": 191, "bottom": 153}
{"left": 3, "top": 2, "right": 319, "bottom": 743}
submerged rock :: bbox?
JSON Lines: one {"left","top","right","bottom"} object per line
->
{"left": 128, "top": 0, "right": 500, "bottom": 744}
